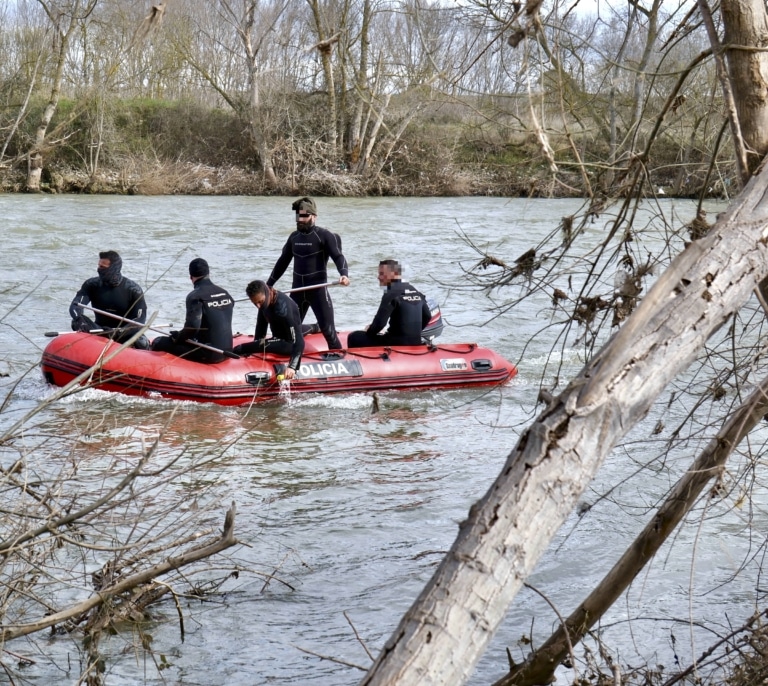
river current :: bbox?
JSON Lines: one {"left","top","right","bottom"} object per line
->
{"left": 0, "top": 194, "right": 756, "bottom": 685}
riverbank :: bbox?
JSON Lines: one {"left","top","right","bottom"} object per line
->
{"left": 0, "top": 160, "right": 577, "bottom": 197}
{"left": 0, "top": 160, "right": 721, "bottom": 199}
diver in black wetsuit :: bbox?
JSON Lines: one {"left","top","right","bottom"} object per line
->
{"left": 266, "top": 197, "right": 350, "bottom": 350}
{"left": 233, "top": 280, "right": 305, "bottom": 379}
{"left": 69, "top": 250, "right": 150, "bottom": 349}
{"left": 150, "top": 258, "right": 234, "bottom": 363}
{"left": 347, "top": 259, "right": 431, "bottom": 348}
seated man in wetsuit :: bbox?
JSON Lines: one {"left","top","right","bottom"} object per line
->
{"left": 69, "top": 250, "right": 150, "bottom": 349}
{"left": 348, "top": 259, "right": 432, "bottom": 349}
{"left": 233, "top": 280, "right": 305, "bottom": 380}
{"left": 266, "top": 197, "right": 350, "bottom": 350}
{"left": 150, "top": 258, "right": 234, "bottom": 363}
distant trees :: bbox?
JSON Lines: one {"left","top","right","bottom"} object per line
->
{"left": 0, "top": 0, "right": 746, "bottom": 195}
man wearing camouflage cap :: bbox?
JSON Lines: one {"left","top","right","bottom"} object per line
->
{"left": 266, "top": 197, "right": 350, "bottom": 350}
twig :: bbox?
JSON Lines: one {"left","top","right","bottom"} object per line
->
{"left": 344, "top": 610, "right": 374, "bottom": 661}
{"left": 291, "top": 643, "right": 368, "bottom": 671}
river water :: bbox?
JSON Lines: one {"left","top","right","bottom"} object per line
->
{"left": 0, "top": 194, "right": 757, "bottom": 685}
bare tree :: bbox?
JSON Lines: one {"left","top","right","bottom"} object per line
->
{"left": 25, "top": 0, "right": 99, "bottom": 191}
{"left": 168, "top": 0, "right": 289, "bottom": 186}
{"left": 0, "top": 350, "right": 245, "bottom": 684}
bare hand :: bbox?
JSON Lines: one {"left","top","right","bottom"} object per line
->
{"left": 339, "top": 276, "right": 350, "bottom": 286}
{"left": 283, "top": 367, "right": 297, "bottom": 380}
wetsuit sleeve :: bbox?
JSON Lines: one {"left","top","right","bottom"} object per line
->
{"left": 368, "top": 291, "right": 397, "bottom": 336}
{"left": 267, "top": 237, "right": 293, "bottom": 287}
{"left": 324, "top": 230, "right": 349, "bottom": 278}
{"left": 69, "top": 280, "right": 97, "bottom": 328}
{"left": 125, "top": 278, "right": 147, "bottom": 324}
{"left": 286, "top": 304, "right": 305, "bottom": 371}
{"left": 421, "top": 296, "right": 431, "bottom": 329}
{"left": 69, "top": 281, "right": 91, "bottom": 319}
{"left": 254, "top": 309, "right": 268, "bottom": 342}
{"left": 177, "top": 292, "right": 203, "bottom": 343}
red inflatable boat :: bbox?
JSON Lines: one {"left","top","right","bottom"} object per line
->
{"left": 41, "top": 329, "right": 517, "bottom": 405}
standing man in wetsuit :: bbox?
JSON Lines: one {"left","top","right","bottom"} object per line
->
{"left": 233, "top": 280, "right": 305, "bottom": 380}
{"left": 70, "top": 250, "right": 149, "bottom": 349}
{"left": 348, "top": 259, "right": 431, "bottom": 348}
{"left": 150, "top": 258, "right": 234, "bottom": 363}
{"left": 266, "top": 197, "right": 350, "bottom": 350}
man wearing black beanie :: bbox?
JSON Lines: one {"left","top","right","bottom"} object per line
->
{"left": 151, "top": 258, "right": 234, "bottom": 363}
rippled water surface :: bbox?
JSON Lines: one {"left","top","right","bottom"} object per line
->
{"left": 2, "top": 194, "right": 753, "bottom": 685}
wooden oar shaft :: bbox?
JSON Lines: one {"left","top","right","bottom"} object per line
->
{"left": 45, "top": 329, "right": 107, "bottom": 337}
{"left": 77, "top": 304, "right": 238, "bottom": 359}
{"left": 285, "top": 282, "right": 342, "bottom": 295}
{"left": 45, "top": 324, "right": 174, "bottom": 338}
{"left": 235, "top": 281, "right": 341, "bottom": 303}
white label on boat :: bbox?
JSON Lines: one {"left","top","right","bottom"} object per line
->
{"left": 440, "top": 358, "right": 468, "bottom": 372}
{"left": 297, "top": 359, "right": 363, "bottom": 379}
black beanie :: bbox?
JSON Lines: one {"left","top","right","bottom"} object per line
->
{"left": 189, "top": 258, "right": 209, "bottom": 278}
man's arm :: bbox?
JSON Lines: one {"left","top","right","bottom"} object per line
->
{"left": 125, "top": 278, "right": 147, "bottom": 324}
{"left": 421, "top": 297, "right": 432, "bottom": 329}
{"left": 69, "top": 280, "right": 96, "bottom": 330}
{"left": 176, "top": 293, "right": 203, "bottom": 343}
{"left": 254, "top": 309, "right": 268, "bottom": 343}
{"left": 324, "top": 230, "right": 349, "bottom": 279}
{"left": 285, "top": 304, "right": 305, "bottom": 371}
{"left": 367, "top": 291, "right": 396, "bottom": 336}
{"left": 285, "top": 324, "right": 305, "bottom": 372}
{"left": 267, "top": 238, "right": 294, "bottom": 287}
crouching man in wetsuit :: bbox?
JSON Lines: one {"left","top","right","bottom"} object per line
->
{"left": 348, "top": 259, "right": 431, "bottom": 348}
{"left": 266, "top": 197, "right": 350, "bottom": 350}
{"left": 69, "top": 250, "right": 150, "bottom": 349}
{"left": 233, "top": 280, "right": 305, "bottom": 380}
{"left": 150, "top": 258, "right": 234, "bottom": 363}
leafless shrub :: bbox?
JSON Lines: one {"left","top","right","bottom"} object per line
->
{"left": 0, "top": 353, "right": 252, "bottom": 684}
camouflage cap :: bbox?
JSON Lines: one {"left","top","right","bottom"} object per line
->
{"left": 291, "top": 197, "right": 317, "bottom": 215}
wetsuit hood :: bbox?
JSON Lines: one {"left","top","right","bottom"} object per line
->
{"left": 97, "top": 255, "right": 123, "bottom": 287}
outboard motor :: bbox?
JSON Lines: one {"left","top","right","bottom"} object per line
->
{"left": 422, "top": 297, "right": 444, "bottom": 342}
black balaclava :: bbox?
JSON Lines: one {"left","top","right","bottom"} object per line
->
{"left": 97, "top": 255, "right": 123, "bottom": 287}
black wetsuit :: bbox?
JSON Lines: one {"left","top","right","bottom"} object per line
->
{"left": 348, "top": 280, "right": 431, "bottom": 348}
{"left": 69, "top": 273, "right": 149, "bottom": 348}
{"left": 267, "top": 224, "right": 348, "bottom": 350}
{"left": 233, "top": 291, "right": 305, "bottom": 371}
{"left": 151, "top": 277, "right": 234, "bottom": 363}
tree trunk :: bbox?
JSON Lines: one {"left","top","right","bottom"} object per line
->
{"left": 347, "top": 0, "right": 371, "bottom": 167}
{"left": 495, "top": 372, "right": 768, "bottom": 686}
{"left": 360, "top": 167, "right": 768, "bottom": 685}
{"left": 307, "top": 0, "right": 338, "bottom": 152}
{"left": 26, "top": 18, "right": 72, "bottom": 192}
{"left": 721, "top": 0, "right": 768, "bottom": 173}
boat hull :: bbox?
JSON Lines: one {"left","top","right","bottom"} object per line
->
{"left": 41, "top": 332, "right": 517, "bottom": 405}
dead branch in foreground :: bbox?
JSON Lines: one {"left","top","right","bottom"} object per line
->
{"left": 496, "top": 372, "right": 768, "bottom": 685}
{"left": 0, "top": 502, "right": 238, "bottom": 642}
